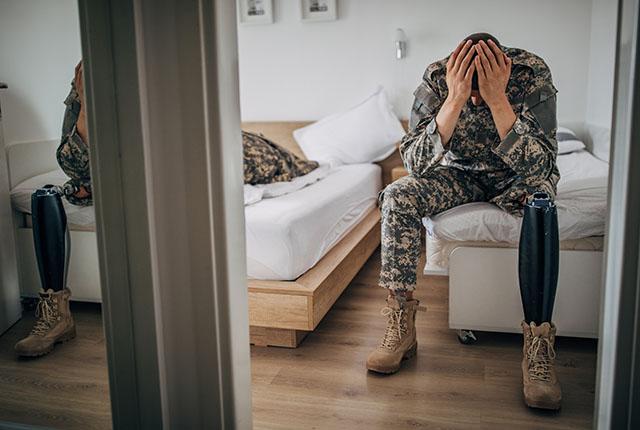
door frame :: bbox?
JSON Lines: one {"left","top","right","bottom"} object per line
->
{"left": 78, "top": 0, "right": 252, "bottom": 428}
{"left": 595, "top": 0, "right": 640, "bottom": 427}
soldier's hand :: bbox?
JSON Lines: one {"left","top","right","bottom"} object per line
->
{"left": 474, "top": 40, "right": 512, "bottom": 107}
{"left": 445, "top": 40, "right": 476, "bottom": 106}
{"left": 74, "top": 61, "right": 85, "bottom": 104}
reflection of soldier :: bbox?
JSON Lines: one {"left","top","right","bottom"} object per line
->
{"left": 14, "top": 62, "right": 90, "bottom": 358}
{"left": 367, "top": 33, "right": 563, "bottom": 410}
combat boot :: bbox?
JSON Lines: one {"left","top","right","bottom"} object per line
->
{"left": 15, "top": 289, "right": 76, "bottom": 357}
{"left": 366, "top": 297, "right": 424, "bottom": 374}
{"left": 521, "top": 320, "right": 562, "bottom": 410}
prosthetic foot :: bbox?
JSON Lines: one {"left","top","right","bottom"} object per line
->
{"left": 521, "top": 321, "right": 561, "bottom": 410}
{"left": 366, "top": 297, "right": 425, "bottom": 374}
{"left": 518, "top": 192, "right": 561, "bottom": 409}
{"left": 15, "top": 186, "right": 75, "bottom": 357}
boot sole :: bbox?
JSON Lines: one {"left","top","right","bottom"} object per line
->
{"left": 367, "top": 342, "right": 417, "bottom": 374}
{"left": 525, "top": 398, "right": 561, "bottom": 411}
{"left": 15, "top": 326, "right": 77, "bottom": 358}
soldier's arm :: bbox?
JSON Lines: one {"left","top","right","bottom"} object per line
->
{"left": 57, "top": 81, "right": 92, "bottom": 204}
{"left": 400, "top": 77, "right": 445, "bottom": 177}
{"left": 491, "top": 72, "right": 558, "bottom": 187}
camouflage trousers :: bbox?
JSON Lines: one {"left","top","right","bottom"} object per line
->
{"left": 379, "top": 166, "right": 514, "bottom": 293}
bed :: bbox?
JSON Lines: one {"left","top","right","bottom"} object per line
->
{"left": 421, "top": 149, "right": 608, "bottom": 339}
{"left": 8, "top": 121, "right": 403, "bottom": 347}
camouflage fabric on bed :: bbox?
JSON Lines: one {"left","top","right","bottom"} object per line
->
{"left": 243, "top": 131, "right": 319, "bottom": 185}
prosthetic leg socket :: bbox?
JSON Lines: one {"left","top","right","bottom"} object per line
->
{"left": 518, "top": 192, "right": 559, "bottom": 324}
{"left": 31, "top": 185, "right": 70, "bottom": 292}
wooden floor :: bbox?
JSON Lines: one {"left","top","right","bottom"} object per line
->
{"left": 0, "top": 249, "right": 597, "bottom": 429}
{"left": 0, "top": 302, "right": 111, "bottom": 429}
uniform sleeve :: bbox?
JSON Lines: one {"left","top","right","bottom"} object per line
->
{"left": 56, "top": 85, "right": 93, "bottom": 206}
{"left": 400, "top": 71, "right": 446, "bottom": 177}
{"left": 492, "top": 69, "right": 558, "bottom": 188}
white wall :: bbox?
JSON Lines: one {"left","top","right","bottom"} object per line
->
{"left": 238, "top": 0, "right": 593, "bottom": 126}
{"left": 585, "top": 0, "right": 618, "bottom": 161}
{"left": 0, "top": 0, "right": 82, "bottom": 146}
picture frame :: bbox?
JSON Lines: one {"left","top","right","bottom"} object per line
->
{"left": 238, "top": 0, "right": 274, "bottom": 25}
{"left": 300, "top": 0, "right": 337, "bottom": 22}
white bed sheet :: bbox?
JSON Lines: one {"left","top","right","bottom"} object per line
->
{"left": 246, "top": 163, "right": 381, "bottom": 280}
{"left": 424, "top": 150, "right": 609, "bottom": 244}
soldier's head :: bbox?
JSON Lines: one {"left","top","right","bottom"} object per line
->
{"left": 464, "top": 32, "right": 502, "bottom": 106}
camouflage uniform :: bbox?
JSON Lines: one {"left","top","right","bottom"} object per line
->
{"left": 243, "top": 131, "right": 318, "bottom": 184}
{"left": 56, "top": 83, "right": 92, "bottom": 206}
{"left": 379, "top": 47, "right": 559, "bottom": 293}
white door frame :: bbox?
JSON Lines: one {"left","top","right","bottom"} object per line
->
{"left": 78, "top": 0, "right": 252, "bottom": 428}
{"left": 595, "top": 0, "right": 640, "bottom": 427}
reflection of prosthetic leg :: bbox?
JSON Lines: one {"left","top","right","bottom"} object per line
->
{"left": 31, "top": 186, "right": 70, "bottom": 292}
{"left": 518, "top": 192, "right": 562, "bottom": 410}
{"left": 14, "top": 186, "right": 76, "bottom": 357}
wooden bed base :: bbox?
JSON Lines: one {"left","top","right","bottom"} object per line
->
{"left": 248, "top": 207, "right": 381, "bottom": 347}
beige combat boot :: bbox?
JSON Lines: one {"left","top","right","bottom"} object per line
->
{"left": 521, "top": 321, "right": 562, "bottom": 410}
{"left": 366, "top": 297, "right": 424, "bottom": 374}
{"left": 15, "top": 289, "right": 76, "bottom": 357}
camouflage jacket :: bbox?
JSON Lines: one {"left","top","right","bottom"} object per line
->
{"left": 243, "top": 131, "right": 319, "bottom": 185}
{"left": 402, "top": 46, "right": 560, "bottom": 213}
{"left": 56, "top": 83, "right": 92, "bottom": 206}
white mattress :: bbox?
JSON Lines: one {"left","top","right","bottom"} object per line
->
{"left": 11, "top": 164, "right": 382, "bottom": 281}
{"left": 424, "top": 150, "right": 609, "bottom": 244}
{"left": 245, "top": 163, "right": 381, "bottom": 280}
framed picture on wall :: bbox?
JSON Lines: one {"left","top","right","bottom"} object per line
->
{"left": 238, "top": 0, "right": 273, "bottom": 25}
{"left": 300, "top": 0, "right": 337, "bottom": 22}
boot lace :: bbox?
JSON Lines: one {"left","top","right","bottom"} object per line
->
{"left": 30, "top": 294, "right": 59, "bottom": 336}
{"left": 527, "top": 335, "right": 556, "bottom": 382}
{"left": 379, "top": 307, "right": 408, "bottom": 350}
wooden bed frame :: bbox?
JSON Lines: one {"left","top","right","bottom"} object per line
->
{"left": 242, "top": 122, "right": 402, "bottom": 347}
{"left": 8, "top": 121, "right": 405, "bottom": 348}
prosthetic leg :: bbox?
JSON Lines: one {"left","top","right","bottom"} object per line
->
{"left": 14, "top": 185, "right": 76, "bottom": 357}
{"left": 518, "top": 192, "right": 561, "bottom": 410}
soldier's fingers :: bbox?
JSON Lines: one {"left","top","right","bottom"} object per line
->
{"left": 476, "top": 44, "right": 493, "bottom": 75}
{"left": 505, "top": 55, "right": 512, "bottom": 71}
{"left": 458, "top": 47, "right": 475, "bottom": 76}
{"left": 479, "top": 41, "right": 499, "bottom": 71}
{"left": 464, "top": 62, "right": 476, "bottom": 80}
{"left": 487, "top": 40, "right": 505, "bottom": 68}
{"left": 453, "top": 40, "right": 473, "bottom": 72}
{"left": 448, "top": 40, "right": 466, "bottom": 70}
{"left": 475, "top": 56, "right": 486, "bottom": 80}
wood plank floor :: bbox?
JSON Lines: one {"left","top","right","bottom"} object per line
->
{"left": 0, "top": 248, "right": 597, "bottom": 429}
{"left": 0, "top": 302, "right": 111, "bottom": 429}
{"left": 251, "top": 249, "right": 597, "bottom": 430}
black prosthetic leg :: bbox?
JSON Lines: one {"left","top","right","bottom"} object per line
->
{"left": 31, "top": 185, "right": 70, "bottom": 292}
{"left": 518, "top": 192, "right": 559, "bottom": 324}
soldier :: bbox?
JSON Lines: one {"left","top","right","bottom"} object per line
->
{"left": 366, "top": 33, "right": 562, "bottom": 410}
{"left": 14, "top": 62, "right": 89, "bottom": 357}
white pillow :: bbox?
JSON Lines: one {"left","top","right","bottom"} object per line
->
{"left": 293, "top": 88, "right": 405, "bottom": 165}
{"left": 558, "top": 139, "right": 586, "bottom": 155}
{"left": 556, "top": 126, "right": 585, "bottom": 155}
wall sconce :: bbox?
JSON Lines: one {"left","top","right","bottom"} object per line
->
{"left": 395, "top": 28, "right": 407, "bottom": 60}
